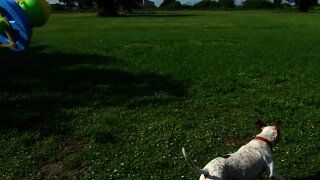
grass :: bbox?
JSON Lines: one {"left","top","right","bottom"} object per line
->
{"left": 1, "top": 10, "right": 320, "bottom": 179}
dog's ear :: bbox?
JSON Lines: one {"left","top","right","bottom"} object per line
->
{"left": 275, "top": 120, "right": 282, "bottom": 143}
{"left": 256, "top": 120, "right": 268, "bottom": 131}
{"left": 275, "top": 120, "right": 281, "bottom": 132}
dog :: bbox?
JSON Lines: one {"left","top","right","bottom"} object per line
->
{"left": 182, "top": 120, "right": 284, "bottom": 180}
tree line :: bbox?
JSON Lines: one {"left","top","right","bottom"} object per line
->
{"left": 53, "top": 0, "right": 318, "bottom": 15}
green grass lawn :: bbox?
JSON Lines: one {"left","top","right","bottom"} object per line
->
{"left": 1, "top": 10, "right": 320, "bottom": 179}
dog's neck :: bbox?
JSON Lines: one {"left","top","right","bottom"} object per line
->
{"left": 256, "top": 126, "right": 279, "bottom": 146}
{"left": 255, "top": 136, "right": 273, "bottom": 148}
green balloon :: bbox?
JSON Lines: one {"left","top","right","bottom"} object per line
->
{"left": 19, "top": 0, "right": 51, "bottom": 27}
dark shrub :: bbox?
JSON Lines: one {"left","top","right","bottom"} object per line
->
{"left": 219, "top": 0, "right": 235, "bottom": 8}
{"left": 243, "top": 0, "right": 275, "bottom": 9}
{"left": 193, "top": 0, "right": 219, "bottom": 9}
{"left": 295, "top": 0, "right": 318, "bottom": 12}
{"left": 159, "top": 0, "right": 182, "bottom": 9}
{"left": 50, "top": 3, "right": 68, "bottom": 11}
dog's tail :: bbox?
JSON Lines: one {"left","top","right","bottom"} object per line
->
{"left": 182, "top": 147, "right": 217, "bottom": 179}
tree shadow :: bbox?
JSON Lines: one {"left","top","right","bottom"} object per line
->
{"left": 0, "top": 47, "right": 186, "bottom": 132}
{"left": 292, "top": 171, "right": 320, "bottom": 180}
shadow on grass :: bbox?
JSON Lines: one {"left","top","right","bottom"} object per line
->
{"left": 292, "top": 171, "right": 320, "bottom": 180}
{"left": 0, "top": 47, "right": 186, "bottom": 132}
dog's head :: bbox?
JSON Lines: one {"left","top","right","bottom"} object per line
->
{"left": 256, "top": 120, "right": 281, "bottom": 144}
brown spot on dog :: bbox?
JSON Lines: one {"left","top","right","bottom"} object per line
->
{"left": 222, "top": 154, "right": 231, "bottom": 159}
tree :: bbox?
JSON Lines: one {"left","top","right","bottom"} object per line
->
{"left": 295, "top": 0, "right": 318, "bottom": 12}
{"left": 97, "top": 0, "right": 143, "bottom": 16}
{"left": 79, "top": 0, "right": 96, "bottom": 9}
{"left": 243, "top": 0, "right": 275, "bottom": 9}
{"left": 142, "top": 0, "right": 156, "bottom": 8}
{"left": 58, "top": 0, "right": 96, "bottom": 9}
{"left": 160, "top": 0, "right": 182, "bottom": 9}
{"left": 193, "top": 0, "right": 219, "bottom": 9}
{"left": 118, "top": 0, "right": 141, "bottom": 13}
{"left": 274, "top": 0, "right": 282, "bottom": 7}
{"left": 59, "top": 0, "right": 78, "bottom": 8}
{"left": 97, "top": 0, "right": 118, "bottom": 16}
{"left": 218, "top": 0, "right": 235, "bottom": 8}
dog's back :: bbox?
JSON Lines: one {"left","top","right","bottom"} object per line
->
{"left": 183, "top": 121, "right": 284, "bottom": 180}
{"left": 200, "top": 140, "right": 268, "bottom": 179}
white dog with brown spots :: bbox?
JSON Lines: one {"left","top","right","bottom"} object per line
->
{"left": 182, "top": 120, "right": 284, "bottom": 180}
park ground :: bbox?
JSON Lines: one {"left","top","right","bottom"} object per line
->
{"left": 1, "top": 10, "right": 320, "bottom": 179}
